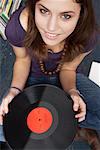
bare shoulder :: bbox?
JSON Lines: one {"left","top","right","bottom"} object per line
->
{"left": 11, "top": 45, "right": 30, "bottom": 59}
{"left": 19, "top": 7, "right": 29, "bottom": 31}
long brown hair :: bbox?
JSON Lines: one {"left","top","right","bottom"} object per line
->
{"left": 24, "top": 0, "right": 98, "bottom": 61}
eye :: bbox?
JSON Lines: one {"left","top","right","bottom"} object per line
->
{"left": 40, "top": 8, "right": 49, "bottom": 14}
{"left": 61, "top": 13, "right": 71, "bottom": 20}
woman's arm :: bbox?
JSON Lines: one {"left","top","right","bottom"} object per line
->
{"left": 59, "top": 52, "right": 90, "bottom": 122}
{"left": 60, "top": 51, "right": 91, "bottom": 92}
{"left": 11, "top": 45, "right": 31, "bottom": 90}
{"left": 60, "top": 70, "right": 76, "bottom": 92}
{"left": 0, "top": 45, "right": 31, "bottom": 124}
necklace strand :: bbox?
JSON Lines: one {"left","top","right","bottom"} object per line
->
{"left": 39, "top": 48, "right": 66, "bottom": 75}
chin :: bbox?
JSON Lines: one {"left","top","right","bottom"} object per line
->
{"left": 44, "top": 42, "right": 57, "bottom": 46}
{"left": 42, "top": 38, "right": 60, "bottom": 46}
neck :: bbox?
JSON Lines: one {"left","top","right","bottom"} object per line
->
{"left": 47, "top": 42, "right": 65, "bottom": 53}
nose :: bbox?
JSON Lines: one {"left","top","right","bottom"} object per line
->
{"left": 47, "top": 16, "right": 58, "bottom": 32}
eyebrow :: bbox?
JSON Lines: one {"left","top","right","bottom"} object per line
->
{"left": 38, "top": 4, "right": 49, "bottom": 11}
{"left": 38, "top": 4, "right": 75, "bottom": 14}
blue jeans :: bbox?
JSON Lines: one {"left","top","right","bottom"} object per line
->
{"left": 76, "top": 74, "right": 100, "bottom": 131}
{"left": 0, "top": 73, "right": 100, "bottom": 141}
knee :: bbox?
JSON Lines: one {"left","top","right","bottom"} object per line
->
{"left": 76, "top": 73, "right": 100, "bottom": 92}
{"left": 76, "top": 73, "right": 88, "bottom": 82}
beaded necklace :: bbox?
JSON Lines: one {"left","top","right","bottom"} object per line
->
{"left": 39, "top": 48, "right": 66, "bottom": 75}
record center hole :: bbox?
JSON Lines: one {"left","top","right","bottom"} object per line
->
{"left": 27, "top": 107, "right": 53, "bottom": 134}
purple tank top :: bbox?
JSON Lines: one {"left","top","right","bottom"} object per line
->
{"left": 5, "top": 7, "right": 25, "bottom": 47}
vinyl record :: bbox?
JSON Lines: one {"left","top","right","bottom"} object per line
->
{"left": 3, "top": 84, "right": 78, "bottom": 150}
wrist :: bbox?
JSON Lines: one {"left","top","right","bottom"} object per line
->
{"left": 10, "top": 87, "right": 22, "bottom": 95}
{"left": 68, "top": 88, "right": 80, "bottom": 95}
{"left": 68, "top": 88, "right": 84, "bottom": 98}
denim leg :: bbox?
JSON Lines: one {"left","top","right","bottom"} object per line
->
{"left": 27, "top": 76, "right": 61, "bottom": 87}
{"left": 0, "top": 126, "right": 5, "bottom": 142}
{"left": 76, "top": 73, "right": 100, "bottom": 131}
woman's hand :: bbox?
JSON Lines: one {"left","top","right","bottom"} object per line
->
{"left": 0, "top": 88, "right": 20, "bottom": 125}
{"left": 69, "top": 89, "right": 86, "bottom": 122}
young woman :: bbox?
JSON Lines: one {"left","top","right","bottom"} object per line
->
{"left": 0, "top": 0, "right": 100, "bottom": 149}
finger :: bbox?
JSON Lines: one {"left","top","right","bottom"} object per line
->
{"left": 3, "top": 100, "right": 9, "bottom": 114}
{"left": 3, "top": 95, "right": 13, "bottom": 114}
{"left": 80, "top": 100, "right": 86, "bottom": 110}
{"left": 0, "top": 115, "right": 3, "bottom": 125}
{"left": 78, "top": 116, "right": 85, "bottom": 122}
{"left": 0, "top": 104, "right": 4, "bottom": 115}
{"left": 0, "top": 105, "right": 6, "bottom": 118}
{"left": 71, "top": 95, "right": 79, "bottom": 111}
{"left": 75, "top": 111, "right": 86, "bottom": 119}
{"left": 75, "top": 111, "right": 86, "bottom": 122}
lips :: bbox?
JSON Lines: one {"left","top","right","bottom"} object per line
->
{"left": 44, "top": 32, "right": 59, "bottom": 40}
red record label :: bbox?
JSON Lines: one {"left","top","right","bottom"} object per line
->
{"left": 27, "top": 107, "right": 53, "bottom": 134}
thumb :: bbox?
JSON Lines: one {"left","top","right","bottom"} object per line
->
{"left": 0, "top": 115, "right": 3, "bottom": 125}
{"left": 3, "top": 94, "right": 14, "bottom": 114}
{"left": 71, "top": 95, "right": 79, "bottom": 111}
{"left": 4, "top": 102, "right": 9, "bottom": 114}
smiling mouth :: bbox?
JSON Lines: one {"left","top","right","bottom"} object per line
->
{"left": 44, "top": 32, "right": 59, "bottom": 40}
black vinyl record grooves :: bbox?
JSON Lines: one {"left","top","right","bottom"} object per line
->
{"left": 3, "top": 84, "right": 78, "bottom": 150}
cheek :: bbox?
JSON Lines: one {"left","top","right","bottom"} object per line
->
{"left": 35, "top": 11, "right": 42, "bottom": 27}
{"left": 35, "top": 13, "right": 46, "bottom": 29}
{"left": 35, "top": 14, "right": 40, "bottom": 27}
{"left": 63, "top": 20, "right": 79, "bottom": 34}
{"left": 35, "top": 17, "right": 46, "bottom": 30}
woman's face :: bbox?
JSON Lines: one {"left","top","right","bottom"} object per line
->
{"left": 35, "top": 0, "right": 81, "bottom": 47}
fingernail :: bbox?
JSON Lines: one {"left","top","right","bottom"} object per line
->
{"left": 74, "top": 107, "right": 78, "bottom": 111}
{"left": 5, "top": 110, "right": 8, "bottom": 114}
{"left": 0, "top": 122, "right": 3, "bottom": 125}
